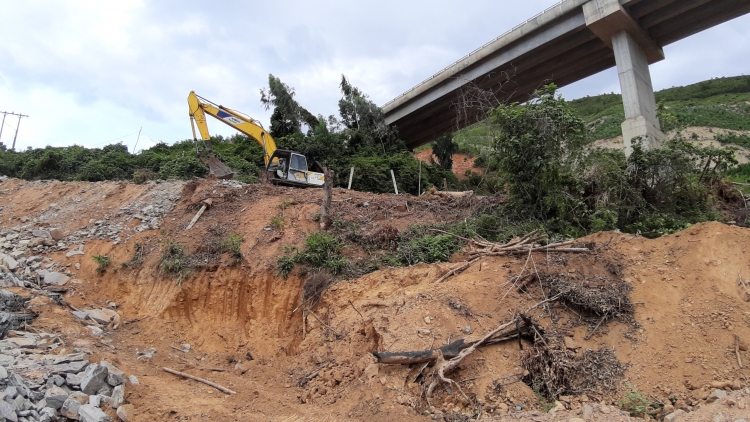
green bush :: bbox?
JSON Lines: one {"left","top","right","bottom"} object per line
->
{"left": 617, "top": 386, "right": 652, "bottom": 417}
{"left": 92, "top": 255, "right": 111, "bottom": 274}
{"left": 159, "top": 239, "right": 191, "bottom": 285}
{"left": 220, "top": 234, "right": 243, "bottom": 259}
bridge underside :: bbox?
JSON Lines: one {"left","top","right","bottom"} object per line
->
{"left": 385, "top": 0, "right": 750, "bottom": 150}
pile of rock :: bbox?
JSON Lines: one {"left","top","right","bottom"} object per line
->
{"left": 1, "top": 333, "right": 135, "bottom": 422}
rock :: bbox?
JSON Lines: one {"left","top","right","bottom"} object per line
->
{"left": 27, "top": 238, "right": 46, "bottom": 248}
{"left": 2, "top": 254, "right": 18, "bottom": 271}
{"left": 127, "top": 375, "right": 139, "bottom": 385}
{"left": 43, "top": 272, "right": 69, "bottom": 286}
{"left": 116, "top": 404, "right": 134, "bottom": 422}
{"left": 67, "top": 372, "right": 83, "bottom": 387}
{"left": 80, "top": 364, "right": 109, "bottom": 395}
{"left": 43, "top": 239, "right": 56, "bottom": 246}
{"left": 582, "top": 404, "right": 593, "bottom": 420}
{"left": 89, "top": 395, "right": 104, "bottom": 407}
{"left": 663, "top": 404, "right": 675, "bottom": 414}
{"left": 550, "top": 401, "right": 565, "bottom": 412}
{"left": 39, "top": 407, "right": 57, "bottom": 422}
{"left": 731, "top": 380, "right": 743, "bottom": 390}
{"left": 0, "top": 366, "right": 7, "bottom": 381}
{"left": 568, "top": 419, "right": 585, "bottom": 422}
{"left": 31, "top": 230, "right": 51, "bottom": 238}
{"left": 97, "top": 384, "right": 113, "bottom": 397}
{"left": 664, "top": 409, "right": 687, "bottom": 422}
{"left": 707, "top": 389, "right": 728, "bottom": 403}
{"left": 87, "top": 326, "right": 104, "bottom": 336}
{"left": 66, "top": 250, "right": 85, "bottom": 258}
{"left": 85, "top": 309, "right": 118, "bottom": 325}
{"left": 564, "top": 336, "right": 579, "bottom": 350}
{"left": 108, "top": 385, "right": 124, "bottom": 409}
{"left": 5, "top": 385, "right": 18, "bottom": 398}
{"left": 0, "top": 400, "right": 18, "bottom": 422}
{"left": 61, "top": 392, "right": 88, "bottom": 419}
{"left": 78, "top": 404, "right": 112, "bottom": 422}
{"left": 71, "top": 311, "right": 89, "bottom": 320}
{"left": 50, "top": 229, "right": 65, "bottom": 241}
{"left": 100, "top": 361, "right": 125, "bottom": 386}
{"left": 364, "top": 363, "right": 378, "bottom": 380}
{"left": 44, "top": 386, "right": 69, "bottom": 409}
{"left": 50, "top": 360, "right": 89, "bottom": 374}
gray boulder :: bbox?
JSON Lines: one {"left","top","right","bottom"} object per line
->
{"left": 80, "top": 364, "right": 108, "bottom": 395}
{"left": 78, "top": 404, "right": 112, "bottom": 422}
{"left": 108, "top": 385, "right": 124, "bottom": 409}
{"left": 0, "top": 400, "right": 18, "bottom": 422}
{"left": 44, "top": 386, "right": 69, "bottom": 409}
{"left": 43, "top": 272, "right": 69, "bottom": 286}
{"left": 61, "top": 391, "right": 89, "bottom": 420}
{"left": 100, "top": 361, "right": 125, "bottom": 386}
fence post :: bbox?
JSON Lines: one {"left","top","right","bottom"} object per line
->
{"left": 320, "top": 168, "right": 334, "bottom": 230}
{"left": 348, "top": 167, "right": 354, "bottom": 190}
{"left": 390, "top": 169, "right": 399, "bottom": 195}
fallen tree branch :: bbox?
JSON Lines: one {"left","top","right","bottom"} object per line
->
{"left": 163, "top": 367, "right": 236, "bottom": 395}
{"left": 736, "top": 335, "right": 743, "bottom": 369}
{"left": 435, "top": 231, "right": 589, "bottom": 283}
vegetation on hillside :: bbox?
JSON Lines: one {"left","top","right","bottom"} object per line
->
{"left": 0, "top": 74, "right": 454, "bottom": 194}
{"left": 569, "top": 75, "right": 750, "bottom": 140}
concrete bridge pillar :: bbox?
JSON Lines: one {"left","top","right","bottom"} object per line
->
{"left": 583, "top": 0, "right": 666, "bottom": 156}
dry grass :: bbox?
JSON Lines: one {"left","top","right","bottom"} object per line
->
{"left": 522, "top": 345, "right": 625, "bottom": 399}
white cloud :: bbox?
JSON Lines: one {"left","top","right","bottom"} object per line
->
{"left": 1, "top": 0, "right": 748, "bottom": 150}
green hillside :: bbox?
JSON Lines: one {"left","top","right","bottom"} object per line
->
{"left": 569, "top": 75, "right": 750, "bottom": 140}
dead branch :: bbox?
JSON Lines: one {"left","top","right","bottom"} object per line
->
{"left": 736, "top": 335, "right": 743, "bottom": 369}
{"left": 435, "top": 257, "right": 481, "bottom": 283}
{"left": 373, "top": 314, "right": 540, "bottom": 365}
{"left": 163, "top": 367, "right": 236, "bottom": 395}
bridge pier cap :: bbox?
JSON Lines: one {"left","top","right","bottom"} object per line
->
{"left": 584, "top": 0, "right": 666, "bottom": 156}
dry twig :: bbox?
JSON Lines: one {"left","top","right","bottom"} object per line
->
{"left": 163, "top": 367, "right": 236, "bottom": 395}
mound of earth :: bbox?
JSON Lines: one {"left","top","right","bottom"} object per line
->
{"left": 0, "top": 177, "right": 749, "bottom": 421}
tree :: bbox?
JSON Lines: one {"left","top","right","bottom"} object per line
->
{"left": 260, "top": 74, "right": 319, "bottom": 138}
{"left": 338, "top": 75, "right": 399, "bottom": 154}
{"left": 431, "top": 133, "right": 458, "bottom": 170}
{"left": 491, "top": 84, "right": 587, "bottom": 219}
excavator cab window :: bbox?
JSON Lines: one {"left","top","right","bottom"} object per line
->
{"left": 290, "top": 154, "right": 308, "bottom": 173}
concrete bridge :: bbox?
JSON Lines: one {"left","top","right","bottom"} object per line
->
{"left": 382, "top": 0, "right": 750, "bottom": 154}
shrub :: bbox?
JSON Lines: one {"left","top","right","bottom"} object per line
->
{"left": 617, "top": 386, "right": 652, "bottom": 417}
{"left": 276, "top": 255, "right": 296, "bottom": 278}
{"left": 92, "top": 255, "right": 111, "bottom": 274}
{"left": 159, "top": 239, "right": 191, "bottom": 285}
{"left": 220, "top": 234, "right": 243, "bottom": 259}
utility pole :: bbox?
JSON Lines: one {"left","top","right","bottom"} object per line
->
{"left": 0, "top": 111, "right": 29, "bottom": 150}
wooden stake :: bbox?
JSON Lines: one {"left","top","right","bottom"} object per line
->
{"left": 348, "top": 167, "right": 354, "bottom": 190}
{"left": 163, "top": 367, "right": 236, "bottom": 395}
{"left": 390, "top": 169, "right": 399, "bottom": 195}
{"left": 185, "top": 199, "right": 212, "bottom": 230}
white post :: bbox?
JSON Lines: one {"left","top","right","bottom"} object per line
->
{"left": 390, "top": 169, "right": 399, "bottom": 195}
{"left": 418, "top": 161, "right": 422, "bottom": 196}
{"left": 348, "top": 167, "right": 354, "bottom": 190}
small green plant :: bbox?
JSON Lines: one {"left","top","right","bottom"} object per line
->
{"left": 92, "top": 255, "right": 111, "bottom": 274}
{"left": 220, "top": 234, "right": 243, "bottom": 259}
{"left": 617, "top": 385, "right": 652, "bottom": 417}
{"left": 533, "top": 386, "right": 556, "bottom": 413}
{"left": 276, "top": 255, "right": 296, "bottom": 278}
{"left": 271, "top": 216, "right": 286, "bottom": 230}
{"left": 121, "top": 243, "right": 144, "bottom": 269}
{"left": 159, "top": 238, "right": 191, "bottom": 286}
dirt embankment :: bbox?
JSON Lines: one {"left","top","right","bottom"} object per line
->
{"left": 1, "top": 178, "right": 749, "bottom": 421}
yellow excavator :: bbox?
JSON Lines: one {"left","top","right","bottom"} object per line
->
{"left": 187, "top": 91, "right": 325, "bottom": 187}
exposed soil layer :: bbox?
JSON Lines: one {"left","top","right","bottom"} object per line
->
{"left": 1, "top": 178, "right": 750, "bottom": 421}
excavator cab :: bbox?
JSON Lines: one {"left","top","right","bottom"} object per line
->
{"left": 266, "top": 150, "right": 325, "bottom": 187}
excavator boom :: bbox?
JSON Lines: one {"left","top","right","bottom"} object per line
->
{"left": 187, "top": 91, "right": 324, "bottom": 188}
{"left": 188, "top": 91, "right": 277, "bottom": 167}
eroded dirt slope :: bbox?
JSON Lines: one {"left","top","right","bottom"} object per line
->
{"left": 1, "top": 178, "right": 749, "bottom": 421}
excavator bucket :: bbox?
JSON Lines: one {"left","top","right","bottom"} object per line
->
{"left": 207, "top": 156, "right": 234, "bottom": 179}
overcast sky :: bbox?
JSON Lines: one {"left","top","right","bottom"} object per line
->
{"left": 1, "top": 0, "right": 748, "bottom": 152}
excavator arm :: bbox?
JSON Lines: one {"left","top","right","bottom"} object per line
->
{"left": 188, "top": 91, "right": 277, "bottom": 166}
